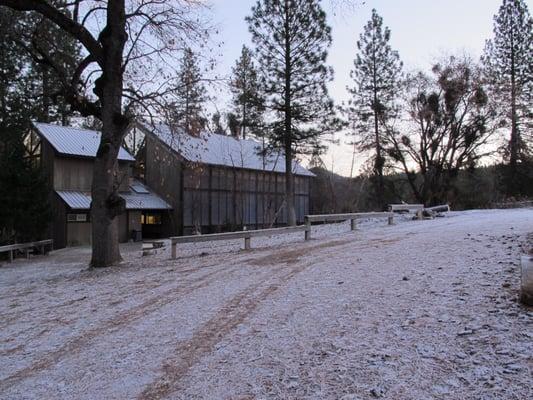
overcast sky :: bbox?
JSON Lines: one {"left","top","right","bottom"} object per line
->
{"left": 208, "top": 0, "right": 532, "bottom": 176}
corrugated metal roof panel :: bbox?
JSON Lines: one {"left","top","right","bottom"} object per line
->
{"left": 56, "top": 184, "right": 171, "bottom": 211}
{"left": 142, "top": 122, "right": 315, "bottom": 177}
{"left": 121, "top": 190, "right": 172, "bottom": 210}
{"left": 56, "top": 191, "right": 91, "bottom": 210}
{"left": 33, "top": 122, "right": 135, "bottom": 161}
{"left": 130, "top": 181, "right": 149, "bottom": 194}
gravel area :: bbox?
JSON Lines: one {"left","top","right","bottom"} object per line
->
{"left": 0, "top": 209, "right": 532, "bottom": 399}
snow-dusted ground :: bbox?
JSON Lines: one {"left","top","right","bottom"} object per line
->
{"left": 0, "top": 209, "right": 532, "bottom": 400}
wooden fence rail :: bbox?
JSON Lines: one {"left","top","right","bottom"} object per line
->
{"left": 169, "top": 212, "right": 395, "bottom": 259}
{"left": 0, "top": 239, "right": 53, "bottom": 263}
{"left": 170, "top": 226, "right": 309, "bottom": 259}
{"left": 304, "top": 212, "right": 394, "bottom": 240}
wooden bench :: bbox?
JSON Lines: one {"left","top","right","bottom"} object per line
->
{"left": 0, "top": 239, "right": 53, "bottom": 263}
{"left": 304, "top": 212, "right": 394, "bottom": 240}
{"left": 170, "top": 225, "right": 309, "bottom": 259}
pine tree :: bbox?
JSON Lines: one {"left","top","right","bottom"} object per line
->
{"left": 30, "top": 7, "right": 81, "bottom": 124}
{"left": 10, "top": 0, "right": 80, "bottom": 124}
{"left": 247, "top": 0, "right": 338, "bottom": 225}
{"left": 226, "top": 112, "right": 240, "bottom": 138}
{"left": 482, "top": 0, "right": 533, "bottom": 193}
{"left": 0, "top": 4, "right": 79, "bottom": 244}
{"left": 169, "top": 48, "right": 207, "bottom": 135}
{"left": 229, "top": 45, "right": 265, "bottom": 139}
{"left": 211, "top": 111, "right": 226, "bottom": 135}
{"left": 346, "top": 9, "right": 403, "bottom": 209}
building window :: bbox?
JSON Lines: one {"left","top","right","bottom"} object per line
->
{"left": 23, "top": 130, "right": 42, "bottom": 166}
{"left": 141, "top": 213, "right": 162, "bottom": 225}
{"left": 67, "top": 213, "right": 88, "bottom": 222}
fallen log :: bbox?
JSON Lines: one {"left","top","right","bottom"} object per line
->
{"left": 425, "top": 204, "right": 450, "bottom": 213}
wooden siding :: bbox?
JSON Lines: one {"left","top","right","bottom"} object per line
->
{"left": 51, "top": 193, "right": 67, "bottom": 249}
{"left": 181, "top": 165, "right": 310, "bottom": 234}
{"left": 53, "top": 157, "right": 131, "bottom": 192}
{"left": 141, "top": 131, "right": 311, "bottom": 236}
{"left": 144, "top": 135, "right": 183, "bottom": 235}
{"left": 67, "top": 222, "right": 91, "bottom": 246}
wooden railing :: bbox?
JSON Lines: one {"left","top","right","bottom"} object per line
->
{"left": 169, "top": 212, "right": 396, "bottom": 259}
{"left": 0, "top": 239, "right": 53, "bottom": 263}
{"left": 304, "top": 212, "right": 394, "bottom": 240}
{"left": 170, "top": 226, "right": 308, "bottom": 259}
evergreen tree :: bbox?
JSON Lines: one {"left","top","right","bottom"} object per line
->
{"left": 229, "top": 45, "right": 265, "bottom": 139}
{"left": 247, "top": 0, "right": 338, "bottom": 225}
{"left": 226, "top": 112, "right": 241, "bottom": 138}
{"left": 0, "top": 4, "right": 79, "bottom": 244}
{"left": 169, "top": 48, "right": 207, "bottom": 135}
{"left": 211, "top": 111, "right": 226, "bottom": 135}
{"left": 482, "top": 0, "right": 533, "bottom": 194}
{"left": 346, "top": 9, "right": 403, "bottom": 209}
{"left": 9, "top": 0, "right": 80, "bottom": 124}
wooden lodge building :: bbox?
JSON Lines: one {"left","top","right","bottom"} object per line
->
{"left": 29, "top": 122, "right": 172, "bottom": 248}
{"left": 132, "top": 122, "right": 314, "bottom": 236}
{"left": 27, "top": 121, "right": 314, "bottom": 248}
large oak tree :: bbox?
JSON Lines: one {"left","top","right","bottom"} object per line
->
{"left": 0, "top": 0, "right": 210, "bottom": 267}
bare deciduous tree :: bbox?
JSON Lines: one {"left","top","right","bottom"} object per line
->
{"left": 387, "top": 57, "right": 498, "bottom": 206}
{"left": 0, "top": 0, "right": 211, "bottom": 267}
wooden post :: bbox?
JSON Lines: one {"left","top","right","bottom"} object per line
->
{"left": 9, "top": 250, "right": 13, "bottom": 263}
{"left": 521, "top": 255, "right": 533, "bottom": 306}
{"left": 388, "top": 215, "right": 394, "bottom": 225}
{"left": 25, "top": 249, "right": 30, "bottom": 259}
{"left": 416, "top": 210, "right": 423, "bottom": 220}
{"left": 304, "top": 217, "right": 311, "bottom": 240}
{"left": 244, "top": 236, "right": 251, "bottom": 250}
{"left": 171, "top": 241, "right": 177, "bottom": 259}
{"left": 350, "top": 218, "right": 357, "bottom": 231}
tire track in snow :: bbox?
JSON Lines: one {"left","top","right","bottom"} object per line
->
{"left": 137, "top": 240, "right": 356, "bottom": 400}
{"left": 0, "top": 235, "right": 389, "bottom": 393}
{"left": 0, "top": 261, "right": 241, "bottom": 391}
{"left": 138, "top": 265, "right": 307, "bottom": 400}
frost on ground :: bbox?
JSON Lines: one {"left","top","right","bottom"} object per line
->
{"left": 0, "top": 209, "right": 532, "bottom": 400}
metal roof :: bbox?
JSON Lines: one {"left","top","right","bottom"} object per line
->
{"left": 141, "top": 122, "right": 315, "bottom": 177}
{"left": 33, "top": 122, "right": 135, "bottom": 162}
{"left": 56, "top": 181, "right": 172, "bottom": 211}
{"left": 56, "top": 191, "right": 91, "bottom": 210}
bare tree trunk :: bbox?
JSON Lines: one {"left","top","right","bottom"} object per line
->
{"left": 372, "top": 45, "right": 384, "bottom": 209}
{"left": 509, "top": 28, "right": 519, "bottom": 196}
{"left": 90, "top": 1, "right": 128, "bottom": 268}
{"left": 284, "top": 0, "right": 296, "bottom": 226}
{"left": 41, "top": 68, "right": 50, "bottom": 122}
